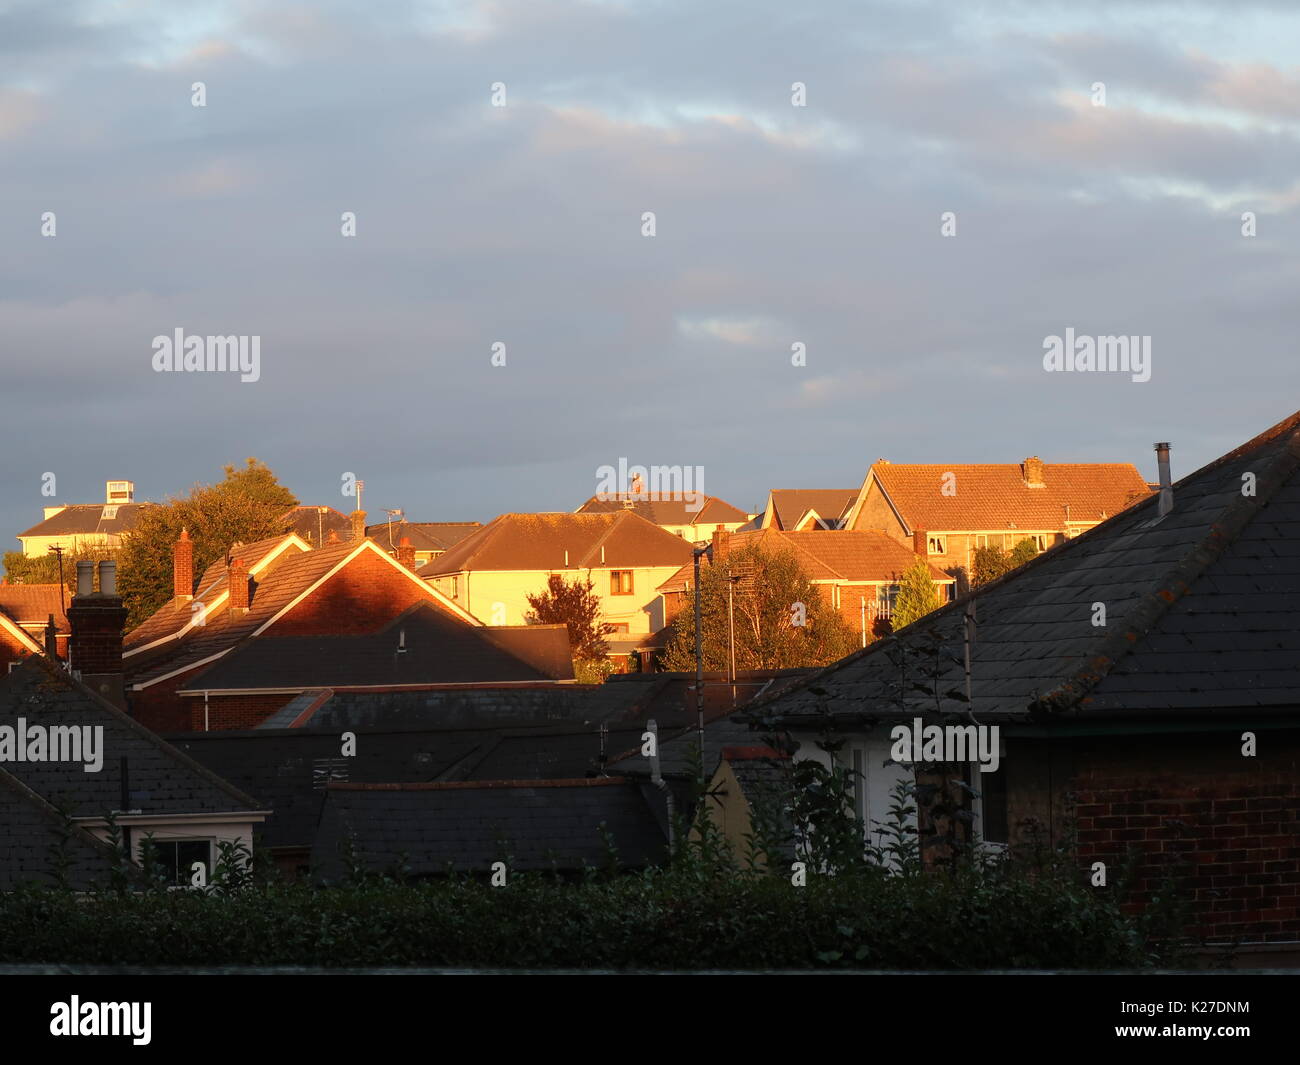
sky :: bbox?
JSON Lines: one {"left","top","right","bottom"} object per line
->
{"left": 2, "top": 0, "right": 1298, "bottom": 540}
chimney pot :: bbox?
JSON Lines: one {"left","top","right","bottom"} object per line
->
{"left": 98, "top": 560, "right": 116, "bottom": 597}
{"left": 75, "top": 560, "right": 94, "bottom": 597}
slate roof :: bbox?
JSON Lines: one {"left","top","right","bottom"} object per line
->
{"left": 0, "top": 584, "right": 68, "bottom": 632}
{"left": 0, "top": 768, "right": 123, "bottom": 889}
{"left": 17, "top": 503, "right": 155, "bottom": 539}
{"left": 313, "top": 777, "right": 669, "bottom": 875}
{"left": 0, "top": 656, "right": 263, "bottom": 819}
{"left": 176, "top": 603, "right": 573, "bottom": 691}
{"left": 366, "top": 521, "right": 483, "bottom": 553}
{"left": 752, "top": 408, "right": 1300, "bottom": 724}
{"left": 419, "top": 511, "right": 696, "bottom": 576}
{"left": 657, "top": 529, "right": 950, "bottom": 592}
{"left": 575, "top": 494, "right": 749, "bottom": 528}
{"left": 860, "top": 460, "right": 1151, "bottom": 532}
{"left": 281, "top": 506, "right": 353, "bottom": 545}
{"left": 767, "top": 489, "right": 858, "bottom": 529}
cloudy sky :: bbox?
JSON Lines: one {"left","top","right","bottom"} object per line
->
{"left": 2, "top": 0, "right": 1297, "bottom": 539}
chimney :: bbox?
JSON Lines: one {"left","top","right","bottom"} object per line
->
{"left": 713, "top": 528, "right": 730, "bottom": 561}
{"left": 173, "top": 527, "right": 194, "bottom": 599}
{"left": 44, "top": 614, "right": 59, "bottom": 659}
{"left": 228, "top": 556, "right": 250, "bottom": 612}
{"left": 350, "top": 509, "right": 368, "bottom": 542}
{"left": 913, "top": 529, "right": 928, "bottom": 557}
{"left": 66, "top": 560, "right": 128, "bottom": 709}
{"left": 1154, "top": 442, "right": 1173, "bottom": 517}
{"left": 327, "top": 529, "right": 340, "bottom": 544}
{"left": 397, "top": 536, "right": 417, "bottom": 571}
{"left": 1023, "top": 456, "right": 1046, "bottom": 488}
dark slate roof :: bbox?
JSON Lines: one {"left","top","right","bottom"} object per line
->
{"left": 176, "top": 604, "right": 573, "bottom": 691}
{"left": 0, "top": 656, "right": 263, "bottom": 818}
{"left": 0, "top": 767, "right": 121, "bottom": 890}
{"left": 313, "top": 778, "right": 669, "bottom": 876}
{"left": 609, "top": 707, "right": 764, "bottom": 780}
{"left": 366, "top": 522, "right": 482, "bottom": 553}
{"left": 752, "top": 408, "right": 1300, "bottom": 724}
{"left": 281, "top": 506, "right": 353, "bottom": 546}
{"left": 575, "top": 495, "right": 749, "bottom": 528}
{"left": 18, "top": 503, "right": 156, "bottom": 539}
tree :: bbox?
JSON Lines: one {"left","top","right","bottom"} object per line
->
{"left": 2, "top": 545, "right": 115, "bottom": 594}
{"left": 524, "top": 573, "right": 611, "bottom": 664}
{"left": 660, "top": 542, "right": 856, "bottom": 672}
{"left": 116, "top": 460, "right": 298, "bottom": 628}
{"left": 891, "top": 557, "right": 941, "bottom": 629}
{"left": 973, "top": 538, "right": 1039, "bottom": 588}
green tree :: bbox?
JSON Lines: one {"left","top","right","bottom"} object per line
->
{"left": 524, "top": 573, "right": 611, "bottom": 666}
{"left": 116, "top": 460, "right": 298, "bottom": 627}
{"left": 891, "top": 558, "right": 941, "bottom": 629}
{"left": 2, "top": 545, "right": 115, "bottom": 595}
{"left": 660, "top": 542, "right": 856, "bottom": 672}
{"left": 973, "top": 538, "right": 1039, "bottom": 588}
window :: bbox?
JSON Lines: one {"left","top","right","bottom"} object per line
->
{"left": 927, "top": 535, "right": 945, "bottom": 554}
{"left": 1032, "top": 534, "right": 1047, "bottom": 551}
{"left": 101, "top": 505, "right": 118, "bottom": 520}
{"left": 610, "top": 570, "right": 634, "bottom": 595}
{"left": 449, "top": 575, "right": 459, "bottom": 598}
{"left": 974, "top": 534, "right": 989, "bottom": 549}
{"left": 606, "top": 623, "right": 630, "bottom": 634}
{"left": 146, "top": 839, "right": 213, "bottom": 887}
{"left": 977, "top": 764, "right": 1009, "bottom": 844}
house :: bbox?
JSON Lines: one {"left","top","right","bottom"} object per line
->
{"left": 0, "top": 653, "right": 268, "bottom": 889}
{"left": 365, "top": 520, "right": 483, "bottom": 567}
{"left": 16, "top": 480, "right": 155, "bottom": 558}
{"left": 419, "top": 512, "right": 697, "bottom": 642}
{"left": 0, "top": 583, "right": 67, "bottom": 674}
{"left": 575, "top": 494, "right": 750, "bottom": 541}
{"left": 750, "top": 408, "right": 1300, "bottom": 955}
{"left": 756, "top": 489, "right": 859, "bottom": 531}
{"left": 123, "top": 530, "right": 491, "bottom": 732}
{"left": 842, "top": 456, "right": 1152, "bottom": 587}
{"left": 657, "top": 528, "right": 955, "bottom": 643}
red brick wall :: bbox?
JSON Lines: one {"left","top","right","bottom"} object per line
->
{"left": 184, "top": 692, "right": 295, "bottom": 731}
{"left": 0, "top": 631, "right": 33, "bottom": 674}
{"left": 129, "top": 670, "right": 198, "bottom": 733}
{"left": 1008, "top": 732, "right": 1300, "bottom": 944}
{"left": 847, "top": 485, "right": 907, "bottom": 539}
{"left": 269, "top": 550, "right": 451, "bottom": 636}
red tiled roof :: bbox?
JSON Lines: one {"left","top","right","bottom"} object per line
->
{"left": 767, "top": 489, "right": 857, "bottom": 529}
{"left": 576, "top": 495, "right": 749, "bottom": 527}
{"left": 656, "top": 528, "right": 949, "bottom": 592}
{"left": 420, "top": 511, "right": 695, "bottom": 576}
{"left": 0, "top": 584, "right": 68, "bottom": 631}
{"left": 862, "top": 461, "right": 1151, "bottom": 532}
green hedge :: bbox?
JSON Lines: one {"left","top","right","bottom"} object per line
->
{"left": 0, "top": 868, "right": 1158, "bottom": 969}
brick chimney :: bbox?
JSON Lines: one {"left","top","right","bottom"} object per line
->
{"left": 713, "top": 528, "right": 730, "bottom": 562}
{"left": 1023, "top": 456, "right": 1046, "bottom": 488}
{"left": 173, "top": 527, "right": 194, "bottom": 599}
{"left": 228, "top": 556, "right": 250, "bottom": 613}
{"left": 912, "top": 529, "right": 928, "bottom": 556}
{"left": 44, "top": 614, "right": 59, "bottom": 659}
{"left": 350, "top": 509, "right": 368, "bottom": 542}
{"left": 67, "top": 560, "right": 128, "bottom": 709}
{"left": 397, "top": 536, "right": 417, "bottom": 571}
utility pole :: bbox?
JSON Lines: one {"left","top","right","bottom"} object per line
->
{"left": 48, "top": 545, "right": 66, "bottom": 615}
{"left": 692, "top": 543, "right": 708, "bottom": 747}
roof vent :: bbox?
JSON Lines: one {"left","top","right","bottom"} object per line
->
{"left": 1154, "top": 442, "right": 1173, "bottom": 517}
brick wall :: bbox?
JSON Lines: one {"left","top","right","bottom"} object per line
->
{"left": 1005, "top": 731, "right": 1300, "bottom": 944}
{"left": 270, "top": 550, "right": 450, "bottom": 636}
{"left": 187, "top": 692, "right": 296, "bottom": 731}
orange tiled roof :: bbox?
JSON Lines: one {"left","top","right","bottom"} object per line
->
{"left": 0, "top": 584, "right": 68, "bottom": 631}
{"left": 864, "top": 461, "right": 1151, "bottom": 532}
